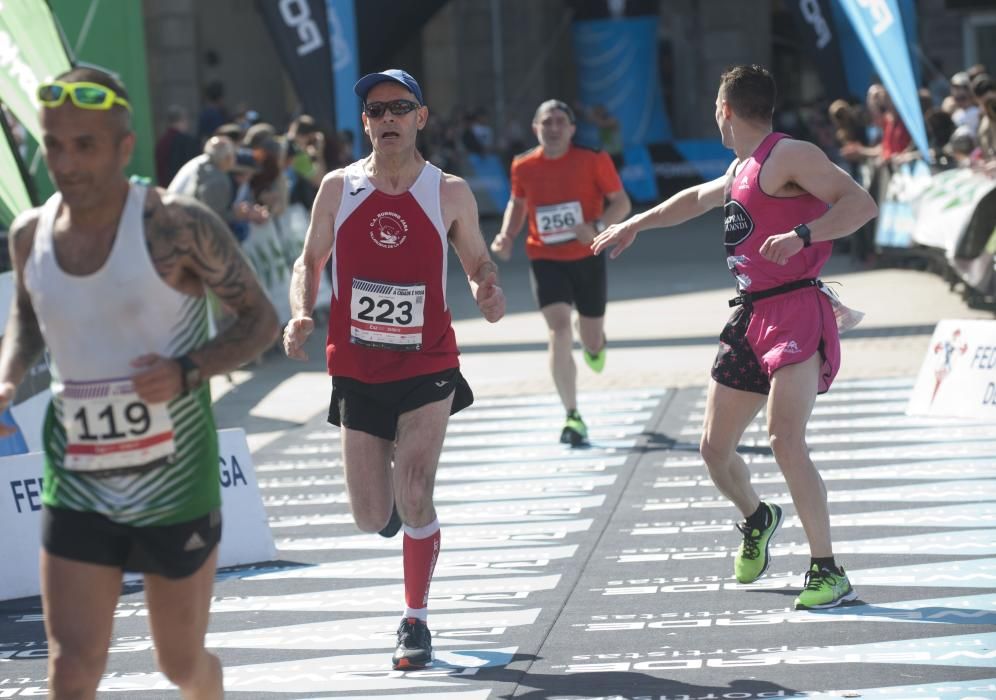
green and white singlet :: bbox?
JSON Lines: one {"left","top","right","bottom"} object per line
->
{"left": 24, "top": 184, "right": 219, "bottom": 526}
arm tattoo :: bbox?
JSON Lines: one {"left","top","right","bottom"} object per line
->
{"left": 145, "top": 197, "right": 277, "bottom": 373}
{"left": 0, "top": 217, "right": 46, "bottom": 387}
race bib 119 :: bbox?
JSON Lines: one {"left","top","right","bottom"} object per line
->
{"left": 60, "top": 378, "right": 176, "bottom": 473}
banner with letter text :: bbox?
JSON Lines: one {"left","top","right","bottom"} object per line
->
{"left": 909, "top": 320, "right": 996, "bottom": 419}
{"left": 0, "top": 429, "right": 275, "bottom": 601}
{"left": 788, "top": 0, "right": 850, "bottom": 100}
{"left": 257, "top": 0, "right": 336, "bottom": 130}
{"left": 838, "top": 0, "right": 929, "bottom": 159}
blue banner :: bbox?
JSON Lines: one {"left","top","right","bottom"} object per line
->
{"left": 838, "top": 0, "right": 929, "bottom": 160}
{"left": 465, "top": 153, "right": 511, "bottom": 216}
{"left": 874, "top": 159, "right": 931, "bottom": 249}
{"left": 619, "top": 146, "right": 658, "bottom": 204}
{"left": 572, "top": 17, "right": 671, "bottom": 146}
{"left": 325, "top": 0, "right": 360, "bottom": 159}
{"left": 830, "top": 0, "right": 919, "bottom": 100}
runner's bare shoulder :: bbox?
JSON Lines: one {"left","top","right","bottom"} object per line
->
{"left": 313, "top": 167, "right": 347, "bottom": 215}
{"left": 439, "top": 171, "right": 473, "bottom": 203}
{"left": 7, "top": 208, "right": 42, "bottom": 268}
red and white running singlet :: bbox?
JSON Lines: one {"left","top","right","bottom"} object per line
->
{"left": 326, "top": 160, "right": 459, "bottom": 383}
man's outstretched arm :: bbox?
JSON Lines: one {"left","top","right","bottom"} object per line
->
{"left": 592, "top": 169, "right": 730, "bottom": 259}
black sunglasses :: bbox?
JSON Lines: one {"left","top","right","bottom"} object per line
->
{"left": 363, "top": 99, "right": 420, "bottom": 118}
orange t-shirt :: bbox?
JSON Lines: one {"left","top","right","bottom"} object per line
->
{"left": 511, "top": 145, "right": 623, "bottom": 261}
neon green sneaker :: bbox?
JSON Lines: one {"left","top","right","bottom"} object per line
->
{"left": 560, "top": 410, "right": 588, "bottom": 446}
{"left": 733, "top": 502, "right": 783, "bottom": 583}
{"left": 794, "top": 564, "right": 857, "bottom": 609}
{"left": 583, "top": 337, "right": 607, "bottom": 373}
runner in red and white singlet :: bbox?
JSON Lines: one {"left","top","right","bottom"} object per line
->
{"left": 326, "top": 158, "right": 458, "bottom": 382}
{"left": 283, "top": 69, "right": 505, "bottom": 670}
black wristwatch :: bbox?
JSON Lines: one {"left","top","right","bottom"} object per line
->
{"left": 793, "top": 223, "right": 812, "bottom": 248}
{"left": 593, "top": 219, "right": 607, "bottom": 234}
{"left": 176, "top": 354, "right": 202, "bottom": 395}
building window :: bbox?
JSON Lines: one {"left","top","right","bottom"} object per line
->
{"left": 963, "top": 12, "right": 996, "bottom": 72}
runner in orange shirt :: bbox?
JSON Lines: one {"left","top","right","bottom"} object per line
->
{"left": 491, "top": 100, "right": 631, "bottom": 444}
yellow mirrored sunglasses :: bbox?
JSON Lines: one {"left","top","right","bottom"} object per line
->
{"left": 37, "top": 80, "right": 132, "bottom": 113}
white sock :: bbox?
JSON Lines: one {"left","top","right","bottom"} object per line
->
{"left": 404, "top": 607, "right": 428, "bottom": 622}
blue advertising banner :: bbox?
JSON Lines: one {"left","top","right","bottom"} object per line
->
{"left": 257, "top": 0, "right": 336, "bottom": 131}
{"left": 465, "top": 153, "right": 511, "bottom": 216}
{"left": 830, "top": 0, "right": 920, "bottom": 100}
{"left": 572, "top": 17, "right": 671, "bottom": 146}
{"left": 325, "top": 0, "right": 360, "bottom": 158}
{"left": 838, "top": 0, "right": 928, "bottom": 158}
{"left": 619, "top": 145, "right": 658, "bottom": 204}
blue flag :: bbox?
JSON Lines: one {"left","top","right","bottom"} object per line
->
{"left": 326, "top": 0, "right": 360, "bottom": 159}
{"left": 838, "top": 0, "right": 929, "bottom": 161}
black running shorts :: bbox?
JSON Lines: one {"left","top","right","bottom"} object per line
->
{"left": 529, "top": 253, "right": 607, "bottom": 317}
{"left": 42, "top": 506, "right": 222, "bottom": 579}
{"left": 711, "top": 306, "right": 771, "bottom": 395}
{"left": 328, "top": 367, "right": 474, "bottom": 441}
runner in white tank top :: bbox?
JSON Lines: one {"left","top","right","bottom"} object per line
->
{"left": 0, "top": 67, "right": 278, "bottom": 699}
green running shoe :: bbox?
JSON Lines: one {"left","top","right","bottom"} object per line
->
{"left": 794, "top": 564, "right": 857, "bottom": 609}
{"left": 733, "top": 502, "right": 783, "bottom": 583}
{"left": 583, "top": 337, "right": 607, "bottom": 373}
{"left": 560, "top": 410, "right": 588, "bottom": 446}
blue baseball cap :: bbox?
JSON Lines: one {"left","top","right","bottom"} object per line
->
{"left": 354, "top": 69, "right": 423, "bottom": 105}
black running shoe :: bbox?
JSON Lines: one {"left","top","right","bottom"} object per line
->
{"left": 378, "top": 504, "right": 402, "bottom": 538}
{"left": 392, "top": 617, "right": 432, "bottom": 669}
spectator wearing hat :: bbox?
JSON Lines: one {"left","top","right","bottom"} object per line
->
{"left": 951, "top": 71, "right": 981, "bottom": 133}
{"left": 168, "top": 136, "right": 237, "bottom": 221}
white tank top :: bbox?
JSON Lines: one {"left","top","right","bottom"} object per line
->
{"left": 24, "top": 183, "right": 203, "bottom": 385}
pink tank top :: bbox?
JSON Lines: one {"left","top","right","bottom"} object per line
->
{"left": 724, "top": 132, "right": 831, "bottom": 292}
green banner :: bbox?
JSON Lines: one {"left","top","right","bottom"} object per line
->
{"left": 0, "top": 118, "right": 32, "bottom": 228}
{"left": 49, "top": 0, "right": 156, "bottom": 184}
{"left": 0, "top": 0, "right": 72, "bottom": 143}
{"left": 0, "top": 0, "right": 71, "bottom": 225}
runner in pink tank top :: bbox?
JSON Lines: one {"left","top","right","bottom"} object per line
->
{"left": 592, "top": 65, "right": 877, "bottom": 611}
{"left": 722, "top": 130, "right": 840, "bottom": 395}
